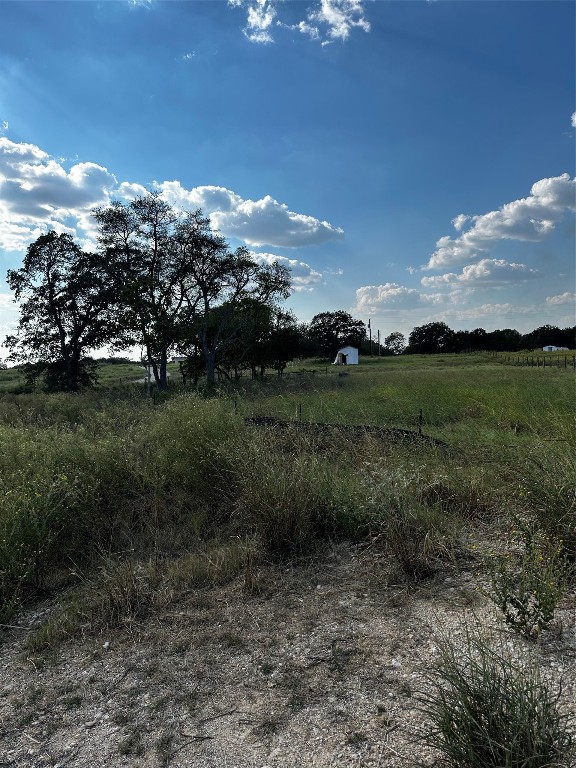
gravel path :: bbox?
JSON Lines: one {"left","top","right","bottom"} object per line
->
{"left": 1, "top": 542, "right": 575, "bottom": 767}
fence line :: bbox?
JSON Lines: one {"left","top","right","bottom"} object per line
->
{"left": 488, "top": 351, "right": 576, "bottom": 370}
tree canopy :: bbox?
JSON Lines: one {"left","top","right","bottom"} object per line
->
{"left": 308, "top": 311, "right": 366, "bottom": 357}
{"left": 95, "top": 194, "right": 291, "bottom": 387}
{"left": 384, "top": 331, "right": 406, "bottom": 355}
{"left": 6, "top": 232, "right": 123, "bottom": 391}
{"left": 7, "top": 195, "right": 293, "bottom": 391}
{"left": 407, "top": 322, "right": 455, "bottom": 354}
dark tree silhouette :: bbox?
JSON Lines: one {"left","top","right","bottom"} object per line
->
{"left": 6, "top": 232, "right": 122, "bottom": 391}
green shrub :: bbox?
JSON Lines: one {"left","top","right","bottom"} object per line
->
{"left": 228, "top": 428, "right": 365, "bottom": 556}
{"left": 361, "top": 462, "right": 462, "bottom": 578}
{"left": 516, "top": 446, "right": 576, "bottom": 565}
{"left": 421, "top": 629, "right": 574, "bottom": 768}
{"left": 144, "top": 394, "right": 242, "bottom": 503}
{"left": 488, "top": 519, "right": 571, "bottom": 638}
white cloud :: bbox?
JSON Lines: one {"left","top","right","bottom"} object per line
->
{"left": 250, "top": 252, "right": 323, "bottom": 291}
{"left": 157, "top": 181, "right": 344, "bottom": 247}
{"left": 245, "top": 0, "right": 276, "bottom": 43}
{"left": 0, "top": 137, "right": 117, "bottom": 250}
{"left": 451, "top": 213, "right": 470, "bottom": 231}
{"left": 440, "top": 303, "right": 539, "bottom": 322}
{"left": 421, "top": 259, "right": 541, "bottom": 288}
{"left": 304, "top": 0, "right": 370, "bottom": 45}
{"left": 426, "top": 173, "right": 576, "bottom": 269}
{"left": 229, "top": 0, "right": 370, "bottom": 45}
{"left": 546, "top": 292, "right": 576, "bottom": 306}
{"left": 0, "top": 139, "right": 343, "bottom": 253}
{"left": 571, "top": 112, "right": 576, "bottom": 128}
{"left": 228, "top": 0, "right": 276, "bottom": 43}
{"left": 354, "top": 282, "right": 431, "bottom": 313}
{"left": 0, "top": 121, "right": 8, "bottom": 134}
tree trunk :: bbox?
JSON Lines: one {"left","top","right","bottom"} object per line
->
{"left": 158, "top": 349, "right": 168, "bottom": 390}
{"left": 67, "top": 353, "right": 80, "bottom": 392}
{"left": 204, "top": 348, "right": 217, "bottom": 386}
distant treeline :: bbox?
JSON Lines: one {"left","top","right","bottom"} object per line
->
{"left": 401, "top": 322, "right": 576, "bottom": 355}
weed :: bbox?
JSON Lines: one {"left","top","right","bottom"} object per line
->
{"left": 361, "top": 463, "right": 462, "bottom": 579}
{"left": 118, "top": 730, "right": 145, "bottom": 757}
{"left": 420, "top": 628, "right": 574, "bottom": 768}
{"left": 488, "top": 518, "right": 572, "bottom": 638}
{"left": 155, "top": 731, "right": 174, "bottom": 765}
{"left": 26, "top": 540, "right": 253, "bottom": 649}
{"left": 346, "top": 730, "right": 368, "bottom": 746}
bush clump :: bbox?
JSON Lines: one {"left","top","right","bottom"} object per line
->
{"left": 421, "top": 629, "right": 574, "bottom": 768}
{"left": 488, "top": 518, "right": 572, "bottom": 638}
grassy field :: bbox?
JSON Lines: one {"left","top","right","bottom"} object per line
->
{"left": 0, "top": 351, "right": 573, "bottom": 617}
{"left": 0, "top": 352, "right": 574, "bottom": 765}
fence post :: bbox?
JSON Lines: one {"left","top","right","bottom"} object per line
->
{"left": 418, "top": 408, "right": 423, "bottom": 435}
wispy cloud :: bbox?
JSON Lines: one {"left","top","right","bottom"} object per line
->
{"left": 299, "top": 0, "right": 371, "bottom": 45}
{"left": 229, "top": 0, "right": 370, "bottom": 45}
{"left": 228, "top": 0, "right": 276, "bottom": 43}
{"left": 546, "top": 292, "right": 576, "bottom": 307}
{"left": 250, "top": 252, "right": 323, "bottom": 291}
{"left": 426, "top": 173, "right": 576, "bottom": 270}
{"left": 421, "top": 259, "right": 541, "bottom": 289}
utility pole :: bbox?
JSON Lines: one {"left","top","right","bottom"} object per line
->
{"left": 369, "top": 318, "right": 372, "bottom": 356}
{"left": 377, "top": 329, "right": 381, "bottom": 356}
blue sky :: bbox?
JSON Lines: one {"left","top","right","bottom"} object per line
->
{"left": 0, "top": 0, "right": 574, "bottom": 351}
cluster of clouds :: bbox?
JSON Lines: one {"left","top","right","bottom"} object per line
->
{"left": 354, "top": 285, "right": 574, "bottom": 327}
{"left": 354, "top": 170, "right": 575, "bottom": 329}
{"left": 0, "top": 138, "right": 341, "bottom": 293}
{"left": 0, "top": 138, "right": 117, "bottom": 252}
{"left": 426, "top": 173, "right": 576, "bottom": 270}
{"left": 249, "top": 252, "right": 323, "bottom": 292}
{"left": 151, "top": 180, "right": 343, "bottom": 248}
{"left": 420, "top": 259, "right": 541, "bottom": 289}
{"left": 228, "top": 0, "right": 370, "bottom": 45}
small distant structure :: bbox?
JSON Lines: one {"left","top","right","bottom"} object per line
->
{"left": 171, "top": 355, "right": 187, "bottom": 362}
{"left": 543, "top": 345, "right": 569, "bottom": 352}
{"left": 334, "top": 346, "right": 359, "bottom": 365}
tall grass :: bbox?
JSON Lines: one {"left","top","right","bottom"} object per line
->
{"left": 0, "top": 354, "right": 573, "bottom": 629}
{"left": 421, "top": 628, "right": 574, "bottom": 767}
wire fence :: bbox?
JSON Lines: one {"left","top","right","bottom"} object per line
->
{"left": 487, "top": 351, "right": 576, "bottom": 370}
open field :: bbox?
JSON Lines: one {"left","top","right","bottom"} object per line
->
{"left": 0, "top": 353, "right": 575, "bottom": 767}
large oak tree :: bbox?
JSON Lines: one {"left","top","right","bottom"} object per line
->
{"left": 307, "top": 311, "right": 366, "bottom": 357}
{"left": 6, "top": 231, "right": 122, "bottom": 391}
{"left": 95, "top": 194, "right": 291, "bottom": 388}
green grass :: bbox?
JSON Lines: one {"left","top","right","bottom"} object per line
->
{"left": 421, "top": 627, "right": 574, "bottom": 767}
{"left": 0, "top": 352, "right": 573, "bottom": 630}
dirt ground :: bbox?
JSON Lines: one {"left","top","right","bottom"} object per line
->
{"left": 1, "top": 541, "right": 575, "bottom": 768}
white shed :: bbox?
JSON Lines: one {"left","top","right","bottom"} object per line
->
{"left": 334, "top": 346, "right": 359, "bottom": 365}
{"left": 543, "top": 346, "right": 568, "bottom": 352}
